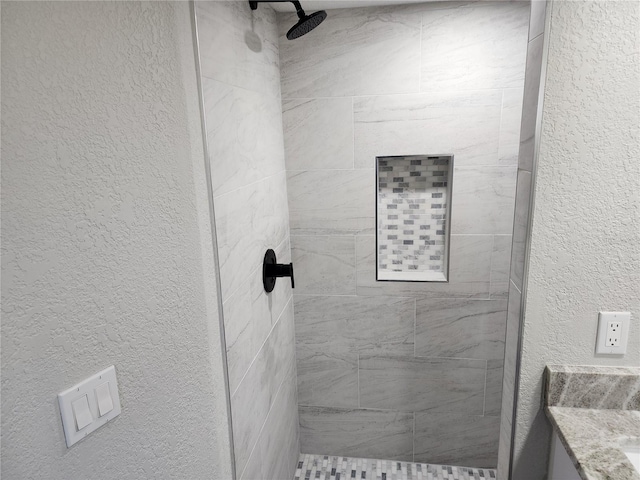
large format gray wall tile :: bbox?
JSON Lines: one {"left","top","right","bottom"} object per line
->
{"left": 294, "top": 295, "right": 415, "bottom": 355}
{"left": 354, "top": 91, "right": 503, "bottom": 169}
{"left": 518, "top": 34, "right": 545, "bottom": 172}
{"left": 299, "top": 406, "right": 414, "bottom": 461}
{"left": 287, "top": 170, "right": 374, "bottom": 235}
{"left": 196, "top": 1, "right": 280, "bottom": 95}
{"left": 230, "top": 300, "right": 296, "bottom": 475}
{"left": 414, "top": 413, "right": 500, "bottom": 468}
{"left": 203, "top": 78, "right": 285, "bottom": 196}
{"left": 356, "top": 235, "right": 493, "bottom": 298}
{"left": 485, "top": 359, "right": 505, "bottom": 417}
{"left": 499, "top": 88, "right": 525, "bottom": 166}
{"left": 282, "top": 98, "right": 354, "bottom": 170}
{"left": 529, "top": 1, "right": 547, "bottom": 42}
{"left": 295, "top": 295, "right": 415, "bottom": 407}
{"left": 415, "top": 299, "right": 507, "bottom": 360}
{"left": 359, "top": 355, "right": 486, "bottom": 414}
{"left": 224, "top": 239, "right": 292, "bottom": 393}
{"left": 279, "top": 6, "right": 421, "bottom": 98}
{"left": 490, "top": 235, "right": 513, "bottom": 298}
{"left": 296, "top": 349, "right": 358, "bottom": 408}
{"left": 510, "top": 170, "right": 532, "bottom": 290}
{"left": 259, "top": 369, "right": 300, "bottom": 480}
{"left": 451, "top": 166, "right": 517, "bottom": 235}
{"left": 420, "top": 2, "right": 528, "bottom": 91}
{"left": 214, "top": 171, "right": 290, "bottom": 299}
{"left": 291, "top": 236, "right": 356, "bottom": 294}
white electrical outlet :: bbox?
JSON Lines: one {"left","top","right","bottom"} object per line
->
{"left": 596, "top": 312, "right": 630, "bottom": 355}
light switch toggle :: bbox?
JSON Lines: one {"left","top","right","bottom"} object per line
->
{"left": 58, "top": 365, "right": 121, "bottom": 447}
{"left": 95, "top": 382, "right": 114, "bottom": 416}
{"left": 72, "top": 395, "right": 93, "bottom": 431}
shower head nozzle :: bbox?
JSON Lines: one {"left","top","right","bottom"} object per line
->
{"left": 249, "top": 0, "right": 327, "bottom": 40}
{"left": 286, "top": 10, "right": 327, "bottom": 40}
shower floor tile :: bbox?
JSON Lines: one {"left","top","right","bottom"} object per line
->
{"left": 293, "top": 453, "right": 496, "bottom": 480}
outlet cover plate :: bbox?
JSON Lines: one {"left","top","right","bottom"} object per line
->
{"left": 596, "top": 312, "right": 630, "bottom": 355}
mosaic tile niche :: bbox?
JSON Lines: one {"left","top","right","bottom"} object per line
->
{"left": 376, "top": 155, "right": 453, "bottom": 282}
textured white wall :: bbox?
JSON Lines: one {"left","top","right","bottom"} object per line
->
{"left": 513, "top": 1, "right": 640, "bottom": 478}
{"left": 1, "top": 2, "right": 232, "bottom": 478}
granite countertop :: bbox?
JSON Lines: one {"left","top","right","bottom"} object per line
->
{"left": 544, "top": 365, "right": 640, "bottom": 480}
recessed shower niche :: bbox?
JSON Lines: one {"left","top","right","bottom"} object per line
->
{"left": 376, "top": 155, "right": 453, "bottom": 282}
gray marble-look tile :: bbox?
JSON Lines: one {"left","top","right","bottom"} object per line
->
{"left": 451, "top": 166, "right": 517, "bottom": 235}
{"left": 294, "top": 295, "right": 415, "bottom": 355}
{"left": 356, "top": 235, "right": 492, "bottom": 298}
{"left": 278, "top": 5, "right": 421, "bottom": 98}
{"left": 518, "top": 34, "right": 545, "bottom": 172}
{"left": 259, "top": 368, "right": 300, "bottom": 480}
{"left": 291, "top": 235, "right": 356, "bottom": 295}
{"left": 529, "top": 0, "right": 547, "bottom": 41}
{"left": 420, "top": 2, "right": 529, "bottom": 91}
{"left": 239, "top": 441, "right": 263, "bottom": 480}
{"left": 354, "top": 91, "right": 502, "bottom": 169}
{"left": 497, "top": 406, "right": 513, "bottom": 480}
{"left": 203, "top": 78, "right": 285, "bottom": 196}
{"left": 282, "top": 98, "right": 354, "bottom": 170}
{"left": 214, "top": 171, "right": 289, "bottom": 299}
{"left": 294, "top": 295, "right": 414, "bottom": 408}
{"left": 223, "top": 238, "right": 292, "bottom": 394}
{"left": 510, "top": 170, "right": 532, "bottom": 290}
{"left": 545, "top": 365, "right": 640, "bottom": 410}
{"left": 490, "top": 235, "right": 513, "bottom": 298}
{"left": 230, "top": 299, "right": 295, "bottom": 475}
{"left": 498, "top": 88, "right": 524, "bottom": 166}
{"left": 414, "top": 413, "right": 500, "bottom": 468}
{"left": 485, "top": 359, "right": 505, "bottom": 417}
{"left": 359, "top": 355, "right": 486, "bottom": 414}
{"left": 415, "top": 299, "right": 507, "bottom": 360}
{"left": 195, "top": 1, "right": 280, "bottom": 96}
{"left": 296, "top": 348, "right": 358, "bottom": 408}
{"left": 298, "top": 406, "right": 414, "bottom": 461}
{"left": 287, "top": 170, "right": 374, "bottom": 235}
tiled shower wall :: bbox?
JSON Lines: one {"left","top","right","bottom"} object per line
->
{"left": 195, "top": 3, "right": 299, "bottom": 480}
{"left": 497, "top": 1, "right": 547, "bottom": 478}
{"left": 278, "top": 2, "right": 529, "bottom": 468}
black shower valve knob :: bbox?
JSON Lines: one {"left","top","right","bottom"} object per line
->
{"left": 263, "top": 249, "right": 295, "bottom": 293}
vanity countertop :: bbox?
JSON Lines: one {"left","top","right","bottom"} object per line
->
{"left": 544, "top": 365, "right": 640, "bottom": 480}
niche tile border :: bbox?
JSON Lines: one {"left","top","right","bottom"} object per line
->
{"left": 376, "top": 155, "right": 454, "bottom": 282}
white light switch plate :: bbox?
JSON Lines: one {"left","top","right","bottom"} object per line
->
{"left": 58, "top": 366, "right": 121, "bottom": 447}
{"left": 596, "top": 312, "right": 630, "bottom": 355}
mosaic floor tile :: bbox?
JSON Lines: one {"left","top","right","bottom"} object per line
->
{"left": 293, "top": 453, "right": 496, "bottom": 480}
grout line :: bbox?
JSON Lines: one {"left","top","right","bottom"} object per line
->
{"left": 230, "top": 296, "right": 293, "bottom": 399}
{"left": 483, "top": 359, "right": 488, "bottom": 416}
{"left": 213, "top": 169, "right": 287, "bottom": 201}
{"left": 412, "top": 412, "right": 416, "bottom": 463}
{"left": 357, "top": 354, "right": 361, "bottom": 408}
{"left": 237, "top": 357, "right": 295, "bottom": 480}
{"left": 222, "top": 235, "right": 290, "bottom": 308}
{"left": 351, "top": 96, "right": 356, "bottom": 170}
{"left": 413, "top": 298, "right": 417, "bottom": 357}
{"left": 418, "top": 15, "right": 423, "bottom": 93}
{"left": 281, "top": 87, "right": 511, "bottom": 102}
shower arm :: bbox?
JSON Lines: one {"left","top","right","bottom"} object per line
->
{"left": 249, "top": 0, "right": 307, "bottom": 19}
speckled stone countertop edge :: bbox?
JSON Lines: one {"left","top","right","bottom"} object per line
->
{"left": 545, "top": 406, "right": 640, "bottom": 480}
